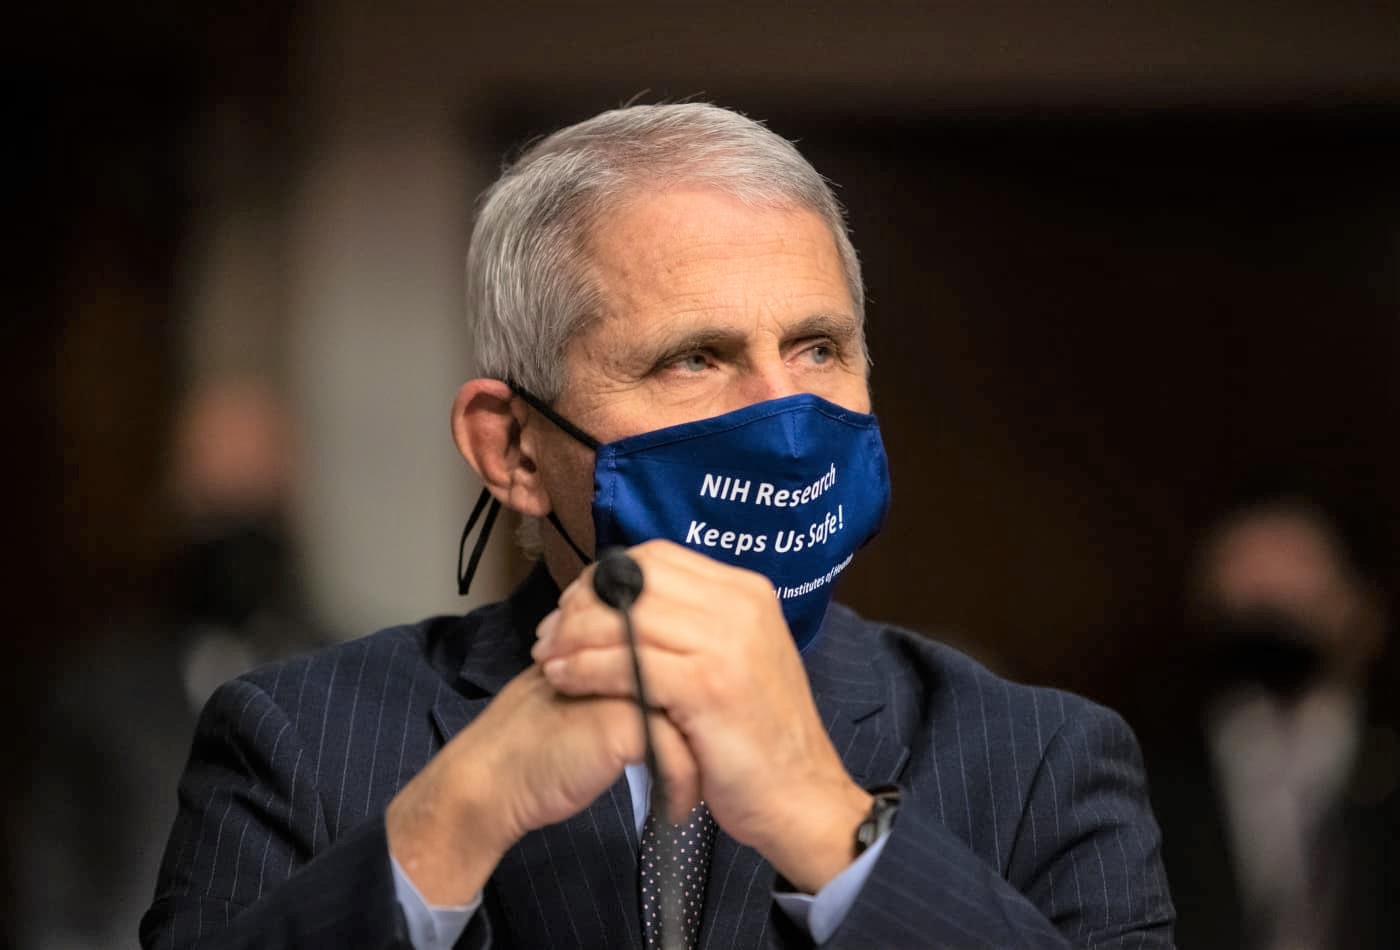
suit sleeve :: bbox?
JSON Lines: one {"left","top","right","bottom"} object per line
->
{"left": 825, "top": 703, "right": 1175, "bottom": 949}
{"left": 139, "top": 677, "right": 494, "bottom": 950}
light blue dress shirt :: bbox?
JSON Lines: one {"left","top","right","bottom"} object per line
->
{"left": 391, "top": 763, "right": 890, "bottom": 948}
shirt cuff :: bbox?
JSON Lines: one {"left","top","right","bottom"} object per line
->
{"left": 391, "top": 853, "right": 481, "bottom": 950}
{"left": 772, "top": 830, "right": 891, "bottom": 945}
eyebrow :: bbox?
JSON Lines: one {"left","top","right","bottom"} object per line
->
{"left": 782, "top": 312, "right": 863, "bottom": 345}
{"left": 637, "top": 311, "right": 862, "bottom": 365}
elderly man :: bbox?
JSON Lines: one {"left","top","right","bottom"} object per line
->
{"left": 142, "top": 103, "right": 1174, "bottom": 949}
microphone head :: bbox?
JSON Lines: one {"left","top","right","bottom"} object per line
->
{"left": 593, "top": 547, "right": 644, "bottom": 609}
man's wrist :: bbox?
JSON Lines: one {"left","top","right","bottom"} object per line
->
{"left": 760, "top": 780, "right": 873, "bottom": 895}
{"left": 387, "top": 756, "right": 512, "bottom": 906}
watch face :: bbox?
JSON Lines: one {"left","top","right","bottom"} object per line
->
{"left": 855, "top": 789, "right": 901, "bottom": 853}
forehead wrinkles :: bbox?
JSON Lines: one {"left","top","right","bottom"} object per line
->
{"left": 584, "top": 197, "right": 839, "bottom": 314}
{"left": 561, "top": 190, "right": 857, "bottom": 388}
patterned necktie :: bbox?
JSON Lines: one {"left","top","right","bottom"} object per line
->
{"left": 639, "top": 801, "right": 718, "bottom": 950}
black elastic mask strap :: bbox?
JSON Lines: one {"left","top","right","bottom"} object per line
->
{"left": 455, "top": 493, "right": 591, "bottom": 596}
{"left": 506, "top": 381, "right": 602, "bottom": 451}
{"left": 547, "top": 511, "right": 593, "bottom": 567}
{"left": 507, "top": 381, "right": 599, "bottom": 567}
{"left": 456, "top": 383, "right": 600, "bottom": 595}
{"left": 457, "top": 488, "right": 502, "bottom": 596}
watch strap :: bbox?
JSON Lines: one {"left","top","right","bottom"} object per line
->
{"left": 854, "top": 784, "right": 902, "bottom": 856}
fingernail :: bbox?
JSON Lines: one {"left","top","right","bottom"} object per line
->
{"left": 543, "top": 657, "right": 566, "bottom": 680}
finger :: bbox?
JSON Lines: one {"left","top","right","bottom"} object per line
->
{"left": 632, "top": 537, "right": 770, "bottom": 589}
{"left": 533, "top": 602, "right": 622, "bottom": 660}
{"left": 554, "top": 540, "right": 763, "bottom": 628}
{"left": 647, "top": 712, "right": 701, "bottom": 823}
{"left": 557, "top": 562, "right": 597, "bottom": 607}
{"left": 629, "top": 539, "right": 727, "bottom": 589}
{"left": 555, "top": 551, "right": 710, "bottom": 613}
{"left": 598, "top": 697, "right": 701, "bottom": 823}
{"left": 534, "top": 606, "right": 565, "bottom": 646}
{"left": 542, "top": 644, "right": 693, "bottom": 710}
{"left": 631, "top": 538, "right": 778, "bottom": 609}
{"left": 555, "top": 545, "right": 711, "bottom": 618}
{"left": 535, "top": 596, "right": 709, "bottom": 661}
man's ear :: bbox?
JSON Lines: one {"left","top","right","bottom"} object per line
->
{"left": 451, "top": 379, "right": 552, "bottom": 517}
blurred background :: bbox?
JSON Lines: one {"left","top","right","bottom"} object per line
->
{"left": 5, "top": 1, "right": 1399, "bottom": 947}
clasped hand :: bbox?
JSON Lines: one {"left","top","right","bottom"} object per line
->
{"left": 387, "top": 541, "right": 870, "bottom": 905}
{"left": 532, "top": 540, "right": 871, "bottom": 894}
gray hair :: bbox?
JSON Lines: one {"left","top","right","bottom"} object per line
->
{"left": 465, "top": 102, "right": 865, "bottom": 402}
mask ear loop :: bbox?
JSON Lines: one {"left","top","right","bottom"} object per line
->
{"left": 547, "top": 512, "right": 593, "bottom": 566}
{"left": 456, "top": 382, "right": 599, "bottom": 596}
{"left": 456, "top": 496, "right": 591, "bottom": 597}
{"left": 507, "top": 382, "right": 602, "bottom": 451}
{"left": 509, "top": 380, "right": 599, "bottom": 566}
{"left": 457, "top": 488, "right": 503, "bottom": 596}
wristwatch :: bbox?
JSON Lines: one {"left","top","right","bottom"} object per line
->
{"left": 854, "top": 785, "right": 901, "bottom": 855}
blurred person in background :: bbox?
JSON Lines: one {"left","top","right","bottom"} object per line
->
{"left": 1148, "top": 488, "right": 1397, "bottom": 949}
{"left": 15, "top": 377, "right": 328, "bottom": 950}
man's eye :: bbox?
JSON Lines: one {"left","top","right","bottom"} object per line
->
{"left": 806, "top": 342, "right": 834, "bottom": 365}
{"left": 672, "top": 353, "right": 710, "bottom": 373}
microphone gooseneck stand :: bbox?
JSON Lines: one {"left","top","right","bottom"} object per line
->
{"left": 593, "top": 549, "right": 684, "bottom": 950}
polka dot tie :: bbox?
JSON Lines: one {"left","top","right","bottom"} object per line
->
{"left": 639, "top": 801, "right": 717, "bottom": 950}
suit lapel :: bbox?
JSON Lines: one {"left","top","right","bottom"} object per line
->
{"left": 698, "top": 825, "right": 773, "bottom": 949}
{"left": 428, "top": 687, "right": 484, "bottom": 746}
{"left": 491, "top": 779, "right": 643, "bottom": 948}
{"left": 698, "top": 604, "right": 911, "bottom": 948}
{"left": 806, "top": 604, "right": 912, "bottom": 787}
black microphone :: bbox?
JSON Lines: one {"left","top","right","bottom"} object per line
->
{"left": 592, "top": 548, "right": 681, "bottom": 950}
{"left": 593, "top": 547, "right": 644, "bottom": 610}
{"left": 592, "top": 549, "right": 656, "bottom": 794}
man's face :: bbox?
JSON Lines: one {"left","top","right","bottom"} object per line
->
{"left": 530, "top": 186, "right": 870, "bottom": 566}
{"left": 1202, "top": 510, "right": 1372, "bottom": 670}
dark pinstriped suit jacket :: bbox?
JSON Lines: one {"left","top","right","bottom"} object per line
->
{"left": 142, "top": 564, "right": 1174, "bottom": 948}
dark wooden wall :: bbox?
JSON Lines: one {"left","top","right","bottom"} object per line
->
{"left": 822, "top": 115, "right": 1400, "bottom": 719}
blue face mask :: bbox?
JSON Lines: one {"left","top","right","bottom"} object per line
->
{"left": 458, "top": 387, "right": 891, "bottom": 651}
